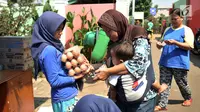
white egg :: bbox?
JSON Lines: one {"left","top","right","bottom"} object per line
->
{"left": 66, "top": 52, "right": 73, "bottom": 60}
{"left": 68, "top": 69, "right": 75, "bottom": 76}
{"left": 80, "top": 64, "right": 88, "bottom": 71}
{"left": 77, "top": 55, "right": 84, "bottom": 64}
{"left": 71, "top": 59, "right": 78, "bottom": 68}
{"left": 74, "top": 67, "right": 82, "bottom": 74}
{"left": 61, "top": 54, "right": 67, "bottom": 62}
{"left": 65, "top": 61, "right": 72, "bottom": 69}
{"left": 72, "top": 50, "right": 80, "bottom": 59}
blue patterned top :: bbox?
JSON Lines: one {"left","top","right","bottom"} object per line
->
{"left": 124, "top": 38, "right": 157, "bottom": 101}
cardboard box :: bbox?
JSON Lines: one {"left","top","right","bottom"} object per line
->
{"left": 2, "top": 60, "right": 33, "bottom": 71}
{"left": 0, "top": 57, "right": 32, "bottom": 64}
{"left": 0, "top": 48, "right": 31, "bottom": 59}
{"left": 0, "top": 36, "right": 31, "bottom": 48}
{"left": 0, "top": 48, "right": 30, "bottom": 53}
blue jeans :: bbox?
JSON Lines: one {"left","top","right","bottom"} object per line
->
{"left": 116, "top": 97, "right": 156, "bottom": 112}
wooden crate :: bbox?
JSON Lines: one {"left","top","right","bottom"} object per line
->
{"left": 0, "top": 69, "right": 34, "bottom": 112}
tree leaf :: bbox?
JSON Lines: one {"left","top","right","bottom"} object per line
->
{"left": 82, "top": 7, "right": 85, "bottom": 13}
{"left": 87, "top": 20, "right": 92, "bottom": 30}
{"left": 66, "top": 22, "right": 74, "bottom": 30}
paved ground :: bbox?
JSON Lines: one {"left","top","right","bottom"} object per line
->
{"left": 33, "top": 34, "right": 200, "bottom": 112}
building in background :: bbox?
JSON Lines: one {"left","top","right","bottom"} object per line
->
{"left": 173, "top": 0, "right": 200, "bottom": 34}
{"left": 154, "top": 8, "right": 170, "bottom": 18}
{"left": 187, "top": 0, "right": 200, "bottom": 34}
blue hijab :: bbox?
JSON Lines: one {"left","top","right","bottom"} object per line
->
{"left": 31, "top": 11, "right": 66, "bottom": 79}
{"left": 73, "top": 94, "right": 121, "bottom": 112}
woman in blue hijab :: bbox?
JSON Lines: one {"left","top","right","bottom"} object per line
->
{"left": 73, "top": 94, "right": 121, "bottom": 112}
{"left": 31, "top": 11, "right": 84, "bottom": 112}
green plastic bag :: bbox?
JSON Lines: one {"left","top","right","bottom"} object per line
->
{"left": 84, "top": 28, "right": 110, "bottom": 62}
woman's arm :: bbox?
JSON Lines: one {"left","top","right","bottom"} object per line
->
{"left": 94, "top": 38, "right": 150, "bottom": 80}
{"left": 164, "top": 39, "right": 192, "bottom": 50}
{"left": 124, "top": 38, "right": 150, "bottom": 79}
{"left": 94, "top": 63, "right": 127, "bottom": 81}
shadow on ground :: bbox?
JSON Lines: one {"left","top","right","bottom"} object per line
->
{"left": 34, "top": 97, "right": 50, "bottom": 109}
{"left": 168, "top": 99, "right": 183, "bottom": 105}
{"left": 190, "top": 53, "right": 200, "bottom": 68}
{"left": 155, "top": 96, "right": 183, "bottom": 105}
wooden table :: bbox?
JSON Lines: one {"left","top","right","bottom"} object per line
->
{"left": 0, "top": 69, "right": 34, "bottom": 112}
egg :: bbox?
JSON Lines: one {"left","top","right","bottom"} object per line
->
{"left": 71, "top": 59, "right": 78, "bottom": 68}
{"left": 77, "top": 55, "right": 84, "bottom": 64}
{"left": 80, "top": 64, "right": 88, "bottom": 71}
{"left": 74, "top": 67, "right": 82, "bottom": 74}
{"left": 68, "top": 69, "right": 75, "bottom": 76}
{"left": 61, "top": 54, "right": 67, "bottom": 62}
{"left": 72, "top": 50, "right": 80, "bottom": 59}
{"left": 65, "top": 61, "right": 72, "bottom": 69}
{"left": 66, "top": 51, "right": 73, "bottom": 60}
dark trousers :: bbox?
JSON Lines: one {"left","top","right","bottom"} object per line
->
{"left": 157, "top": 66, "right": 192, "bottom": 108}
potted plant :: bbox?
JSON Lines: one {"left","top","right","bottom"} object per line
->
{"left": 66, "top": 7, "right": 98, "bottom": 63}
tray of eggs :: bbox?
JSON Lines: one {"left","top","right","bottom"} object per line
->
{"left": 61, "top": 46, "right": 94, "bottom": 76}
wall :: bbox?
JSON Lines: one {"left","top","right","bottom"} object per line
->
{"left": 65, "top": 3, "right": 115, "bottom": 44}
{"left": 187, "top": 0, "right": 200, "bottom": 34}
{"left": 116, "top": 0, "right": 131, "bottom": 19}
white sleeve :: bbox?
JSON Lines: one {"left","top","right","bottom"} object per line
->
{"left": 184, "top": 26, "right": 194, "bottom": 48}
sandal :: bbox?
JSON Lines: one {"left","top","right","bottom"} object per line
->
{"left": 154, "top": 106, "right": 168, "bottom": 111}
{"left": 182, "top": 99, "right": 192, "bottom": 107}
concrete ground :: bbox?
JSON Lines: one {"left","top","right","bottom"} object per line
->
{"left": 33, "top": 34, "right": 200, "bottom": 112}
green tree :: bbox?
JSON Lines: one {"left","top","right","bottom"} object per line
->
{"left": 43, "top": 0, "right": 58, "bottom": 13}
{"left": 0, "top": 0, "right": 35, "bottom": 36}
{"left": 32, "top": 0, "right": 58, "bottom": 23}
{"left": 130, "top": 0, "right": 152, "bottom": 19}
{"left": 154, "top": 4, "right": 158, "bottom": 13}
